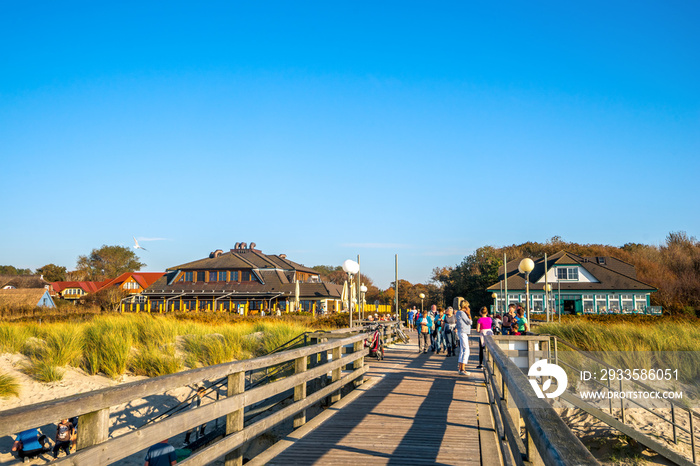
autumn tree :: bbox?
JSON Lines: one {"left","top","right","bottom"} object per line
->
{"left": 86, "top": 287, "right": 130, "bottom": 312}
{"left": 76, "top": 245, "right": 146, "bottom": 281}
{"left": 36, "top": 264, "right": 67, "bottom": 282}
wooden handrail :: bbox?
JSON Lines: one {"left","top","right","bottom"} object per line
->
{"left": 483, "top": 335, "right": 599, "bottom": 466}
{"left": 51, "top": 349, "right": 368, "bottom": 465}
{"left": 0, "top": 332, "right": 368, "bottom": 437}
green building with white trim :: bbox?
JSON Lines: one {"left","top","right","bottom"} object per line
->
{"left": 486, "top": 251, "right": 659, "bottom": 315}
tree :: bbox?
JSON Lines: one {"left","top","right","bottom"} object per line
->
{"left": 36, "top": 264, "right": 67, "bottom": 282}
{"left": 0, "top": 265, "right": 32, "bottom": 275}
{"left": 76, "top": 245, "right": 146, "bottom": 281}
{"left": 86, "top": 287, "right": 129, "bottom": 312}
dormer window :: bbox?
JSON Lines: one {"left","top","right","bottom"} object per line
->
{"left": 557, "top": 267, "right": 579, "bottom": 281}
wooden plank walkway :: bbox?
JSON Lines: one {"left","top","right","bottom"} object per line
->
{"left": 262, "top": 334, "right": 502, "bottom": 466}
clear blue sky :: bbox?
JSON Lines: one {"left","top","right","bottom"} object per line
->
{"left": 1, "top": 1, "right": 698, "bottom": 288}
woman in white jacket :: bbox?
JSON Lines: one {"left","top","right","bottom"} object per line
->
{"left": 455, "top": 300, "right": 473, "bottom": 375}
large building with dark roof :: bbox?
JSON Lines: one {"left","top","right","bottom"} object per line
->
{"left": 486, "top": 251, "right": 658, "bottom": 315}
{"left": 135, "top": 243, "right": 344, "bottom": 314}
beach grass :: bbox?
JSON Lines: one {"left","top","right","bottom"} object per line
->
{"left": 25, "top": 359, "right": 64, "bottom": 382}
{"left": 130, "top": 345, "right": 182, "bottom": 377}
{"left": 536, "top": 319, "right": 700, "bottom": 386}
{"left": 0, "top": 314, "right": 317, "bottom": 382}
{"left": 83, "top": 318, "right": 134, "bottom": 378}
{"left": 0, "top": 372, "right": 20, "bottom": 397}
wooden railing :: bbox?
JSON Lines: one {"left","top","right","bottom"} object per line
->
{"left": 0, "top": 332, "right": 370, "bottom": 466}
{"left": 482, "top": 335, "right": 599, "bottom": 466}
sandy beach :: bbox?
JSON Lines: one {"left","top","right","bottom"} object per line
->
{"left": 0, "top": 352, "right": 211, "bottom": 465}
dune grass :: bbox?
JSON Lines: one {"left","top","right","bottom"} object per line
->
{"left": 536, "top": 320, "right": 700, "bottom": 352}
{"left": 0, "top": 372, "right": 20, "bottom": 397}
{"left": 0, "top": 325, "right": 32, "bottom": 353}
{"left": 536, "top": 320, "right": 700, "bottom": 386}
{"left": 83, "top": 318, "right": 134, "bottom": 378}
{"left": 0, "top": 314, "right": 316, "bottom": 382}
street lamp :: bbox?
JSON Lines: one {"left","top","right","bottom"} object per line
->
{"left": 360, "top": 284, "right": 368, "bottom": 321}
{"left": 518, "top": 258, "right": 535, "bottom": 324}
{"left": 342, "top": 259, "right": 360, "bottom": 327}
{"left": 419, "top": 293, "right": 425, "bottom": 313}
{"left": 492, "top": 292, "right": 498, "bottom": 315}
{"left": 543, "top": 284, "right": 552, "bottom": 322}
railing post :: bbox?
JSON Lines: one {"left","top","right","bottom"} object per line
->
{"left": 225, "top": 371, "right": 245, "bottom": 466}
{"left": 690, "top": 410, "right": 696, "bottom": 464}
{"left": 76, "top": 408, "right": 109, "bottom": 451}
{"left": 330, "top": 345, "right": 342, "bottom": 404}
{"left": 671, "top": 403, "right": 677, "bottom": 443}
{"left": 319, "top": 338, "right": 328, "bottom": 389}
{"left": 353, "top": 339, "right": 364, "bottom": 387}
{"left": 526, "top": 429, "right": 545, "bottom": 466}
{"left": 293, "top": 355, "right": 307, "bottom": 428}
{"left": 309, "top": 336, "right": 319, "bottom": 394}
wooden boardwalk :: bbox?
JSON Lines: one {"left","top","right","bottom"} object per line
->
{"left": 261, "top": 335, "right": 501, "bottom": 466}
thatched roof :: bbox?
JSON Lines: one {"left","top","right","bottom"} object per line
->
{"left": 0, "top": 289, "right": 55, "bottom": 307}
{"left": 0, "top": 275, "right": 51, "bottom": 289}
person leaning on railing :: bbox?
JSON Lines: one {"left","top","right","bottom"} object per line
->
{"left": 456, "top": 300, "right": 473, "bottom": 375}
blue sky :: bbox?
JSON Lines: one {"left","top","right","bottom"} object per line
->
{"left": 1, "top": 1, "right": 698, "bottom": 288}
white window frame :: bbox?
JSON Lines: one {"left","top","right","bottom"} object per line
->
{"left": 557, "top": 267, "right": 579, "bottom": 281}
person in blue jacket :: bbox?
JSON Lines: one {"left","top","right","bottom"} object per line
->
{"left": 416, "top": 309, "right": 433, "bottom": 353}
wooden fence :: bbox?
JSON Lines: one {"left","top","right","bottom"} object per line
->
{"left": 0, "top": 332, "right": 370, "bottom": 466}
{"left": 482, "top": 335, "right": 599, "bottom": 466}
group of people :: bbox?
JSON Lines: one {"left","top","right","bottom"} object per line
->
{"left": 407, "top": 301, "right": 473, "bottom": 374}
{"left": 407, "top": 301, "right": 531, "bottom": 374}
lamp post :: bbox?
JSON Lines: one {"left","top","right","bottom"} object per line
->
{"left": 543, "top": 284, "right": 552, "bottom": 322}
{"left": 492, "top": 292, "right": 498, "bottom": 315}
{"left": 518, "top": 258, "right": 535, "bottom": 324}
{"left": 342, "top": 259, "right": 360, "bottom": 327}
{"left": 360, "top": 284, "right": 367, "bottom": 322}
{"left": 419, "top": 293, "right": 425, "bottom": 314}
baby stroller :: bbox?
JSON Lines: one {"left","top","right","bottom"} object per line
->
{"left": 365, "top": 325, "right": 384, "bottom": 361}
{"left": 13, "top": 428, "right": 51, "bottom": 462}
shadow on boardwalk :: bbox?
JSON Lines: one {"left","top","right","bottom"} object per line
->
{"left": 265, "top": 337, "right": 491, "bottom": 465}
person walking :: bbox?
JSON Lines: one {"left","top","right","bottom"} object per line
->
{"left": 408, "top": 306, "right": 417, "bottom": 331}
{"left": 433, "top": 308, "right": 446, "bottom": 353}
{"left": 52, "top": 419, "right": 75, "bottom": 459}
{"left": 476, "top": 307, "right": 494, "bottom": 369}
{"left": 456, "top": 300, "right": 473, "bottom": 374}
{"left": 427, "top": 305, "right": 438, "bottom": 351}
{"left": 443, "top": 306, "right": 457, "bottom": 356}
{"left": 417, "top": 309, "right": 433, "bottom": 353}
